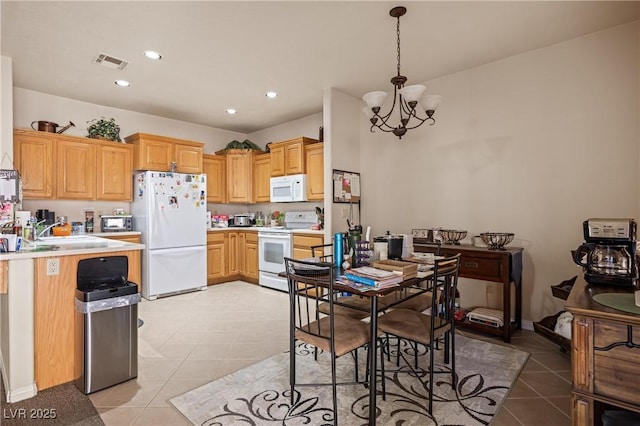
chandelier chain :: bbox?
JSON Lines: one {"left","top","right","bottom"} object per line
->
{"left": 396, "top": 15, "right": 401, "bottom": 77}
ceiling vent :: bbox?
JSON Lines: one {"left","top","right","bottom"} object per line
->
{"left": 93, "top": 53, "right": 129, "bottom": 70}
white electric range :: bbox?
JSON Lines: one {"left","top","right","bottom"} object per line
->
{"left": 257, "top": 211, "right": 318, "bottom": 292}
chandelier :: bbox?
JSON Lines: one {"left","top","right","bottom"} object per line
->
{"left": 362, "top": 6, "right": 442, "bottom": 139}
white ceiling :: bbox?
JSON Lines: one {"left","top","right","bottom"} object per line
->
{"left": 2, "top": 1, "right": 639, "bottom": 134}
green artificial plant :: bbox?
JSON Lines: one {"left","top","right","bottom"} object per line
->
{"left": 223, "top": 139, "right": 262, "bottom": 151}
{"left": 86, "top": 117, "right": 122, "bottom": 142}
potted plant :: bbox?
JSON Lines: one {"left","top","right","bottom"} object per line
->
{"left": 86, "top": 117, "right": 122, "bottom": 142}
{"left": 223, "top": 139, "right": 262, "bottom": 151}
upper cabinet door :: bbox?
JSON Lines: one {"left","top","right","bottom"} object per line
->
{"left": 175, "top": 143, "right": 203, "bottom": 174}
{"left": 14, "top": 130, "right": 55, "bottom": 198}
{"left": 253, "top": 153, "right": 271, "bottom": 203}
{"left": 285, "top": 141, "right": 304, "bottom": 175}
{"left": 125, "top": 133, "right": 204, "bottom": 172}
{"left": 226, "top": 150, "right": 253, "bottom": 203}
{"left": 269, "top": 144, "right": 286, "bottom": 177}
{"left": 56, "top": 138, "right": 96, "bottom": 200}
{"left": 136, "top": 137, "right": 173, "bottom": 171}
{"left": 269, "top": 137, "right": 317, "bottom": 177}
{"left": 96, "top": 142, "right": 133, "bottom": 201}
{"left": 305, "top": 143, "right": 324, "bottom": 200}
{"left": 203, "top": 154, "right": 226, "bottom": 203}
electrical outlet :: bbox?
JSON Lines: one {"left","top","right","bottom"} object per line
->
{"left": 341, "top": 207, "right": 348, "bottom": 219}
{"left": 47, "top": 258, "right": 60, "bottom": 276}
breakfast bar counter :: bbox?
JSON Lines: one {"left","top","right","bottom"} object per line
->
{"left": 0, "top": 236, "right": 144, "bottom": 402}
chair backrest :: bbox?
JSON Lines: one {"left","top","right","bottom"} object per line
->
{"left": 284, "top": 257, "right": 337, "bottom": 341}
{"left": 310, "top": 243, "right": 333, "bottom": 262}
{"left": 430, "top": 253, "right": 462, "bottom": 325}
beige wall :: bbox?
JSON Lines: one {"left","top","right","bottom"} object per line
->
{"left": 1, "top": 56, "right": 14, "bottom": 167}
{"left": 13, "top": 88, "right": 245, "bottom": 154}
{"left": 359, "top": 22, "right": 640, "bottom": 324}
{"left": 247, "top": 112, "right": 322, "bottom": 149}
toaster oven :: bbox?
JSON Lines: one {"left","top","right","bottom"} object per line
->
{"left": 100, "top": 215, "right": 133, "bottom": 232}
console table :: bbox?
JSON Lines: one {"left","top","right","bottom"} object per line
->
{"left": 565, "top": 277, "right": 640, "bottom": 425}
{"left": 413, "top": 243, "right": 523, "bottom": 343}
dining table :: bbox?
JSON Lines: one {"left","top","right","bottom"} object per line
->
{"left": 328, "top": 271, "right": 432, "bottom": 425}
{"left": 281, "top": 264, "right": 433, "bottom": 425}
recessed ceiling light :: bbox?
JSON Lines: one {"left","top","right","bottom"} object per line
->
{"left": 143, "top": 50, "right": 162, "bottom": 60}
{"left": 226, "top": 109, "right": 237, "bottom": 115}
{"left": 265, "top": 91, "right": 278, "bottom": 99}
{"left": 114, "top": 80, "right": 130, "bottom": 87}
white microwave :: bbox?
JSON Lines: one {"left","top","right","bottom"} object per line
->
{"left": 270, "top": 174, "right": 307, "bottom": 203}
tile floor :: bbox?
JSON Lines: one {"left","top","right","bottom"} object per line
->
{"left": 90, "top": 281, "right": 571, "bottom": 426}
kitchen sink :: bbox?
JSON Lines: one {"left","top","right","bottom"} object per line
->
{"left": 19, "top": 244, "right": 56, "bottom": 252}
{"left": 37, "top": 236, "right": 101, "bottom": 245}
{"left": 20, "top": 235, "right": 110, "bottom": 252}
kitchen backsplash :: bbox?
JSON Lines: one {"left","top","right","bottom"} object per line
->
{"left": 20, "top": 199, "right": 323, "bottom": 227}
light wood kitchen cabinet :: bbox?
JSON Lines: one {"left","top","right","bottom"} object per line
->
{"left": 244, "top": 231, "right": 259, "bottom": 281}
{"left": 13, "top": 129, "right": 55, "bottom": 198}
{"left": 14, "top": 129, "right": 134, "bottom": 201}
{"left": 56, "top": 138, "right": 97, "bottom": 200}
{"left": 100, "top": 233, "right": 141, "bottom": 244}
{"left": 225, "top": 149, "right": 255, "bottom": 203}
{"left": 96, "top": 142, "right": 133, "bottom": 201}
{"left": 253, "top": 153, "right": 271, "bottom": 203}
{"left": 33, "top": 250, "right": 140, "bottom": 390}
{"left": 207, "top": 232, "right": 226, "bottom": 283}
{"left": 305, "top": 142, "right": 324, "bottom": 200}
{"left": 269, "top": 137, "right": 318, "bottom": 177}
{"left": 207, "top": 230, "right": 258, "bottom": 284}
{"left": 293, "top": 233, "right": 325, "bottom": 259}
{"left": 125, "top": 132, "right": 204, "bottom": 173}
{"left": 203, "top": 154, "right": 226, "bottom": 203}
{"left": 228, "top": 231, "right": 239, "bottom": 276}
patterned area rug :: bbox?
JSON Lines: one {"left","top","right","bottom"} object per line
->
{"left": 170, "top": 335, "right": 529, "bottom": 425}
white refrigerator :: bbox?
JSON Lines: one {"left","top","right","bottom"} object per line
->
{"left": 131, "top": 171, "right": 207, "bottom": 300}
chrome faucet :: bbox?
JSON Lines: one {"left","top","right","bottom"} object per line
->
{"left": 36, "top": 220, "right": 63, "bottom": 240}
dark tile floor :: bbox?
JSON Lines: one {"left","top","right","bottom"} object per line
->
{"left": 463, "top": 328, "right": 572, "bottom": 426}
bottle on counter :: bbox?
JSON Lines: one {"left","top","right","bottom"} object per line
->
{"left": 23, "top": 220, "right": 34, "bottom": 241}
{"left": 12, "top": 219, "right": 22, "bottom": 237}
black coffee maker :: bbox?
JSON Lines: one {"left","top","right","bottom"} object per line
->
{"left": 573, "top": 218, "right": 638, "bottom": 287}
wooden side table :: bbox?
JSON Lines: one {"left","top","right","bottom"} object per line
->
{"left": 413, "top": 244, "right": 523, "bottom": 343}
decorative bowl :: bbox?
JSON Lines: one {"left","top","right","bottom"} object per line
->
{"left": 440, "top": 229, "right": 467, "bottom": 245}
{"left": 480, "top": 232, "right": 514, "bottom": 250}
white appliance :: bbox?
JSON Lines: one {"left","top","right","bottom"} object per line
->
{"left": 270, "top": 174, "right": 307, "bottom": 203}
{"left": 131, "top": 171, "right": 208, "bottom": 300}
{"left": 258, "top": 211, "right": 319, "bottom": 291}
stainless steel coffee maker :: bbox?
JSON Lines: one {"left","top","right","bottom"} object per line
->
{"left": 573, "top": 218, "right": 638, "bottom": 287}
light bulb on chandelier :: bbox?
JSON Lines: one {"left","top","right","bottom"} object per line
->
{"left": 362, "top": 6, "right": 442, "bottom": 139}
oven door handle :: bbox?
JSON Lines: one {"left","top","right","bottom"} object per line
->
{"left": 259, "top": 233, "right": 291, "bottom": 240}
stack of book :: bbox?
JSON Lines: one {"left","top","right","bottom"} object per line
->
{"left": 340, "top": 266, "right": 404, "bottom": 290}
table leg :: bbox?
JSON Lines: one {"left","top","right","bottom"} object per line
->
{"left": 516, "top": 280, "right": 522, "bottom": 330}
{"left": 503, "top": 278, "right": 512, "bottom": 343}
{"left": 368, "top": 296, "right": 378, "bottom": 425}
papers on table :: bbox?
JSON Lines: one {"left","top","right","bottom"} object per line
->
{"left": 338, "top": 266, "right": 404, "bottom": 292}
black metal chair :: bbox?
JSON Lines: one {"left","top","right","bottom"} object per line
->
{"left": 284, "top": 257, "right": 382, "bottom": 425}
{"left": 377, "top": 253, "right": 462, "bottom": 414}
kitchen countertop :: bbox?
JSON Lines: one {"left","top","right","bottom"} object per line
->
{"left": 89, "top": 231, "right": 142, "bottom": 237}
{"left": 207, "top": 227, "right": 324, "bottom": 234}
{"left": 0, "top": 235, "right": 144, "bottom": 260}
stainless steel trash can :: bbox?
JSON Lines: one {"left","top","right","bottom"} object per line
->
{"left": 75, "top": 256, "right": 140, "bottom": 394}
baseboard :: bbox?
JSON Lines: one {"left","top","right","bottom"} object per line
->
{"left": 6, "top": 383, "right": 38, "bottom": 403}
{"left": 521, "top": 320, "right": 534, "bottom": 331}
{"left": 0, "top": 354, "right": 37, "bottom": 403}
